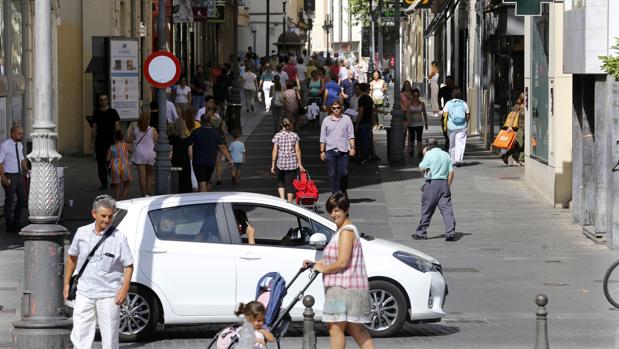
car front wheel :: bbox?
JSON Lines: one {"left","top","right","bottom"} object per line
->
{"left": 365, "top": 280, "right": 407, "bottom": 337}
{"left": 119, "top": 285, "right": 160, "bottom": 342}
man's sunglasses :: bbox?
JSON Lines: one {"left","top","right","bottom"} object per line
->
{"left": 331, "top": 106, "right": 341, "bottom": 110}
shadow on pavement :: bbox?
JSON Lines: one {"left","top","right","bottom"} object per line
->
{"left": 138, "top": 320, "right": 460, "bottom": 343}
{"left": 0, "top": 232, "right": 23, "bottom": 251}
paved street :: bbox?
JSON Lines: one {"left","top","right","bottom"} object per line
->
{"left": 1, "top": 97, "right": 618, "bottom": 348}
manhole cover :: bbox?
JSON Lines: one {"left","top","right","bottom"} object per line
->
{"left": 443, "top": 267, "right": 479, "bottom": 273}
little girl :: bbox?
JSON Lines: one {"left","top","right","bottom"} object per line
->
{"left": 234, "top": 301, "right": 274, "bottom": 349}
{"left": 107, "top": 130, "right": 132, "bottom": 200}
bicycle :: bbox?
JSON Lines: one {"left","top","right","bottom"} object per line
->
{"left": 604, "top": 259, "right": 619, "bottom": 307}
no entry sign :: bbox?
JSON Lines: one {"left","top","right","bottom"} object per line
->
{"left": 144, "top": 50, "right": 181, "bottom": 88}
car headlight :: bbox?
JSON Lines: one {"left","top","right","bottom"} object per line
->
{"left": 393, "top": 250, "right": 441, "bottom": 273}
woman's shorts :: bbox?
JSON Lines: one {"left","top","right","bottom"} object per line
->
{"left": 322, "top": 286, "right": 371, "bottom": 323}
{"left": 193, "top": 165, "right": 215, "bottom": 183}
{"left": 276, "top": 168, "right": 297, "bottom": 193}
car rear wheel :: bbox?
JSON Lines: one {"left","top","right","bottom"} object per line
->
{"left": 119, "top": 285, "right": 160, "bottom": 342}
{"left": 365, "top": 280, "right": 407, "bottom": 337}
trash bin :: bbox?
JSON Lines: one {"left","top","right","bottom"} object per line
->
{"left": 170, "top": 167, "right": 183, "bottom": 194}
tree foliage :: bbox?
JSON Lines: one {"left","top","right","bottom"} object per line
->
{"left": 600, "top": 37, "right": 619, "bottom": 81}
{"left": 348, "top": 0, "right": 371, "bottom": 26}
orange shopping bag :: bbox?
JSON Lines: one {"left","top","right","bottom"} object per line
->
{"left": 492, "top": 130, "right": 516, "bottom": 149}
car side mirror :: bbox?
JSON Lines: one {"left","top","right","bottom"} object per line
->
{"left": 309, "top": 233, "right": 327, "bottom": 250}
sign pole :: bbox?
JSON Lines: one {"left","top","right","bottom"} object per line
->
{"left": 155, "top": 0, "right": 172, "bottom": 195}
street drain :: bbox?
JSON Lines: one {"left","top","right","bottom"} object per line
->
{"left": 545, "top": 260, "right": 562, "bottom": 263}
{"left": 497, "top": 176, "right": 521, "bottom": 180}
{"left": 0, "top": 287, "right": 18, "bottom": 291}
{"left": 443, "top": 267, "right": 479, "bottom": 273}
{"left": 480, "top": 248, "right": 504, "bottom": 251}
{"left": 542, "top": 282, "right": 570, "bottom": 287}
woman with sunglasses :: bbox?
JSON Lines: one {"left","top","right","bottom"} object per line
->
{"left": 320, "top": 101, "right": 356, "bottom": 195}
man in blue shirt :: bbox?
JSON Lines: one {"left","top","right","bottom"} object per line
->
{"left": 412, "top": 138, "right": 456, "bottom": 241}
{"left": 188, "top": 113, "right": 233, "bottom": 192}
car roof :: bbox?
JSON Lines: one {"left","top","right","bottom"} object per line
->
{"left": 117, "top": 192, "right": 313, "bottom": 212}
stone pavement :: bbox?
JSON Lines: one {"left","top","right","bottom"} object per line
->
{"left": 1, "top": 92, "right": 619, "bottom": 348}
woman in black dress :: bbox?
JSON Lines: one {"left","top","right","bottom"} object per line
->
{"left": 168, "top": 118, "right": 192, "bottom": 193}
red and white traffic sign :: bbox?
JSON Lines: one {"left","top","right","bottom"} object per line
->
{"left": 143, "top": 50, "right": 181, "bottom": 88}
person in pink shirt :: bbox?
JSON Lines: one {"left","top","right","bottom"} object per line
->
{"left": 303, "top": 193, "right": 375, "bottom": 349}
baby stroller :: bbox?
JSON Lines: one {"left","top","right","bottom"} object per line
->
{"left": 292, "top": 171, "right": 319, "bottom": 212}
{"left": 208, "top": 264, "right": 319, "bottom": 349}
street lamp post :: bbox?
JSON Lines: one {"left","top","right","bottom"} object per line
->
{"left": 13, "top": 0, "right": 72, "bottom": 346}
{"left": 388, "top": 0, "right": 404, "bottom": 165}
{"left": 228, "top": 0, "right": 242, "bottom": 133}
{"left": 282, "top": 0, "right": 287, "bottom": 55}
{"left": 323, "top": 15, "right": 333, "bottom": 59}
{"left": 368, "top": 0, "right": 377, "bottom": 80}
{"left": 266, "top": 0, "right": 270, "bottom": 56}
{"left": 155, "top": 0, "right": 172, "bottom": 195}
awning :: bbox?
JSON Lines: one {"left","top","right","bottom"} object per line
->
{"left": 423, "top": 0, "right": 460, "bottom": 38}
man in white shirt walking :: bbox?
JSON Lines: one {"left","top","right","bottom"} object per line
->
{"left": 64, "top": 195, "right": 134, "bottom": 349}
{"left": 0, "top": 125, "right": 28, "bottom": 232}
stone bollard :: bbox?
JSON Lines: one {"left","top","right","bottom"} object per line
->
{"left": 302, "top": 295, "right": 317, "bottom": 349}
{"left": 535, "top": 294, "right": 550, "bottom": 349}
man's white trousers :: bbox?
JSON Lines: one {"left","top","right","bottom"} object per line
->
{"left": 71, "top": 294, "right": 120, "bottom": 349}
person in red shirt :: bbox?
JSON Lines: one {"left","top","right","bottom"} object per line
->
{"left": 283, "top": 57, "right": 298, "bottom": 85}
{"left": 329, "top": 60, "right": 341, "bottom": 81}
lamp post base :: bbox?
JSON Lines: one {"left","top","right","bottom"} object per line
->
{"left": 13, "top": 224, "right": 72, "bottom": 349}
{"left": 13, "top": 321, "right": 72, "bottom": 349}
{"left": 388, "top": 109, "right": 405, "bottom": 166}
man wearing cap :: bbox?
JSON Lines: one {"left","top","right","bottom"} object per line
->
{"left": 412, "top": 137, "right": 456, "bottom": 241}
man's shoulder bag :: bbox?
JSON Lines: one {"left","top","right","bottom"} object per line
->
{"left": 67, "top": 225, "right": 116, "bottom": 301}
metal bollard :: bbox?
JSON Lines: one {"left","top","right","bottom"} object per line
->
{"left": 302, "top": 295, "right": 316, "bottom": 349}
{"left": 170, "top": 166, "right": 182, "bottom": 194}
{"left": 535, "top": 294, "right": 550, "bottom": 349}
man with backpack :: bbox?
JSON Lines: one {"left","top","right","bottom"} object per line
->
{"left": 443, "top": 87, "right": 470, "bottom": 167}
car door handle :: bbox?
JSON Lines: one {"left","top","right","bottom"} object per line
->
{"left": 145, "top": 248, "right": 168, "bottom": 254}
{"left": 240, "top": 254, "right": 262, "bottom": 260}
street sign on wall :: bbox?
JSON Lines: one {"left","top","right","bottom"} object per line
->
{"left": 403, "top": 0, "right": 433, "bottom": 9}
{"left": 109, "top": 39, "right": 140, "bottom": 120}
{"left": 503, "top": 0, "right": 552, "bottom": 16}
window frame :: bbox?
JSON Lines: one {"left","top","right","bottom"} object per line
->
{"left": 225, "top": 202, "right": 319, "bottom": 248}
{"left": 147, "top": 202, "right": 232, "bottom": 244}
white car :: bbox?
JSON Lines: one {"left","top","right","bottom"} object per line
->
{"left": 106, "top": 192, "right": 447, "bottom": 341}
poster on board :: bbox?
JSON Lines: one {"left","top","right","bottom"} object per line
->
{"left": 109, "top": 39, "right": 140, "bottom": 120}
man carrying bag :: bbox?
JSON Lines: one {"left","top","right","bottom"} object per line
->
{"left": 64, "top": 195, "right": 133, "bottom": 349}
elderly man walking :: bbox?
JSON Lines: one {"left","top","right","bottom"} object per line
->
{"left": 412, "top": 138, "right": 456, "bottom": 241}
{"left": 64, "top": 195, "right": 134, "bottom": 349}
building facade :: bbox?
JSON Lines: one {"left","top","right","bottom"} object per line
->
{"left": 563, "top": 0, "right": 619, "bottom": 248}
{"left": 523, "top": 2, "right": 572, "bottom": 207}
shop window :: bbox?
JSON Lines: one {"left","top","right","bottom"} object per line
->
{"left": 530, "top": 5, "right": 549, "bottom": 162}
{"left": 10, "top": 0, "right": 22, "bottom": 76}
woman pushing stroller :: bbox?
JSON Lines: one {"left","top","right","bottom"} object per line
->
{"left": 303, "top": 193, "right": 376, "bottom": 349}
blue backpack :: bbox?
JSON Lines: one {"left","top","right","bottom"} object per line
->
{"left": 447, "top": 99, "right": 467, "bottom": 126}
